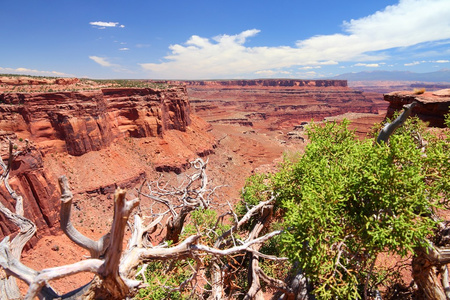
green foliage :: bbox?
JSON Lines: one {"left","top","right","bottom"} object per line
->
{"left": 234, "top": 175, "right": 290, "bottom": 296}
{"left": 136, "top": 209, "right": 232, "bottom": 299}
{"left": 445, "top": 114, "right": 450, "bottom": 129}
{"left": 135, "top": 261, "right": 194, "bottom": 300}
{"left": 181, "top": 208, "right": 230, "bottom": 245}
{"left": 236, "top": 174, "right": 272, "bottom": 231}
{"left": 87, "top": 78, "right": 169, "bottom": 89}
{"left": 246, "top": 118, "right": 449, "bottom": 299}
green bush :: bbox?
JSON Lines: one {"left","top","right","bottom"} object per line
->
{"left": 243, "top": 117, "right": 449, "bottom": 299}
{"left": 135, "top": 261, "right": 193, "bottom": 300}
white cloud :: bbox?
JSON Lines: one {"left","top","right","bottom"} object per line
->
{"left": 140, "top": 0, "right": 450, "bottom": 79}
{"left": 404, "top": 61, "right": 421, "bottom": 66}
{"left": 89, "top": 56, "right": 115, "bottom": 67}
{"left": 405, "top": 59, "right": 449, "bottom": 66}
{"left": 0, "top": 66, "right": 72, "bottom": 77}
{"left": 299, "top": 66, "right": 322, "bottom": 70}
{"left": 255, "top": 70, "right": 291, "bottom": 77}
{"left": 89, "top": 56, "right": 132, "bottom": 74}
{"left": 90, "top": 21, "right": 125, "bottom": 29}
{"left": 119, "top": 48, "right": 130, "bottom": 51}
{"left": 354, "top": 63, "right": 380, "bottom": 67}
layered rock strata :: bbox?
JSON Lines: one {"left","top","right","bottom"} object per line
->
{"left": 0, "top": 87, "right": 191, "bottom": 156}
{"left": 0, "top": 76, "right": 79, "bottom": 86}
{"left": 181, "top": 79, "right": 387, "bottom": 130}
{"left": 178, "top": 79, "right": 348, "bottom": 88}
{"left": 0, "top": 86, "right": 213, "bottom": 245}
{"left": 0, "top": 144, "right": 60, "bottom": 247}
{"left": 384, "top": 89, "right": 450, "bottom": 127}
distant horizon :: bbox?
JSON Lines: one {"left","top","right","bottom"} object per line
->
{"left": 2, "top": 68, "right": 449, "bottom": 83}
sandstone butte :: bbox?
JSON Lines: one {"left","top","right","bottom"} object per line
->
{"left": 0, "top": 76, "right": 449, "bottom": 294}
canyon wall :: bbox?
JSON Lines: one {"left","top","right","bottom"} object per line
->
{"left": 0, "top": 86, "right": 208, "bottom": 244}
{"left": 180, "top": 79, "right": 387, "bottom": 130}
{"left": 0, "top": 87, "right": 191, "bottom": 156}
{"left": 176, "top": 79, "right": 348, "bottom": 88}
{"left": 0, "top": 142, "right": 60, "bottom": 246}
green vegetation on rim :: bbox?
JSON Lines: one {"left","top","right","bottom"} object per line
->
{"left": 241, "top": 116, "right": 450, "bottom": 299}
{"left": 0, "top": 74, "right": 171, "bottom": 93}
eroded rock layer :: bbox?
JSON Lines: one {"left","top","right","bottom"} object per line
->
{"left": 384, "top": 89, "right": 450, "bottom": 127}
{"left": 0, "top": 86, "right": 214, "bottom": 245}
{"left": 0, "top": 87, "right": 191, "bottom": 156}
{"left": 181, "top": 79, "right": 387, "bottom": 129}
{"left": 0, "top": 144, "right": 60, "bottom": 246}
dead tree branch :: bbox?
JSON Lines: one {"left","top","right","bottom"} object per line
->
{"left": 0, "top": 155, "right": 286, "bottom": 299}
{"left": 377, "top": 101, "right": 416, "bottom": 144}
{"left": 59, "top": 176, "right": 110, "bottom": 259}
{"left": 0, "top": 142, "right": 41, "bottom": 299}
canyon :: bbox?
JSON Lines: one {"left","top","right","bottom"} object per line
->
{"left": 0, "top": 84, "right": 215, "bottom": 244}
{"left": 0, "top": 78, "right": 389, "bottom": 240}
{"left": 182, "top": 79, "right": 388, "bottom": 138}
{"left": 3, "top": 76, "right": 448, "bottom": 295}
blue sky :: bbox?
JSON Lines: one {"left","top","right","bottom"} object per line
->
{"left": 1, "top": 0, "right": 449, "bottom": 79}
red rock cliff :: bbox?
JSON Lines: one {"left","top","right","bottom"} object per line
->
{"left": 0, "top": 85, "right": 205, "bottom": 245}
{"left": 384, "top": 89, "right": 450, "bottom": 127}
{"left": 0, "top": 143, "right": 60, "bottom": 247}
{"left": 178, "top": 79, "right": 386, "bottom": 129}
{"left": 0, "top": 86, "right": 191, "bottom": 156}
{"left": 175, "top": 79, "right": 348, "bottom": 88}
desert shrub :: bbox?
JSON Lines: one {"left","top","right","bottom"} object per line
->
{"left": 135, "top": 260, "right": 194, "bottom": 300}
{"left": 413, "top": 87, "right": 426, "bottom": 94}
{"left": 242, "top": 117, "right": 450, "bottom": 299}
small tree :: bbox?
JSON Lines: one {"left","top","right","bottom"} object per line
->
{"left": 242, "top": 106, "right": 450, "bottom": 299}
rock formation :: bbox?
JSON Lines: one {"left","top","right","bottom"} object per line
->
{"left": 0, "top": 76, "right": 79, "bottom": 86}
{"left": 384, "top": 89, "right": 450, "bottom": 127}
{"left": 177, "top": 79, "right": 348, "bottom": 87}
{"left": 0, "top": 140, "right": 60, "bottom": 247}
{"left": 0, "top": 86, "right": 214, "bottom": 245}
{"left": 179, "top": 79, "right": 387, "bottom": 130}
{"left": 0, "top": 87, "right": 191, "bottom": 156}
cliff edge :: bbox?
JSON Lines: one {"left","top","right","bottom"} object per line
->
{"left": 0, "top": 87, "right": 191, "bottom": 156}
{"left": 384, "top": 89, "right": 450, "bottom": 127}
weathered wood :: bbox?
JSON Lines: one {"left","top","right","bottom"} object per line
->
{"left": 0, "top": 156, "right": 286, "bottom": 299}
{"left": 377, "top": 101, "right": 416, "bottom": 144}
{"left": 59, "top": 176, "right": 110, "bottom": 258}
{"left": 412, "top": 248, "right": 446, "bottom": 300}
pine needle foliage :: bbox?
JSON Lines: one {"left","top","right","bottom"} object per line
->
{"left": 243, "top": 117, "right": 450, "bottom": 299}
